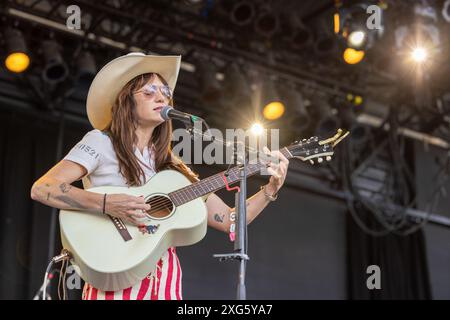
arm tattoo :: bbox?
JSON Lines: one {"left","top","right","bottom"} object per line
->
{"left": 59, "top": 183, "right": 72, "bottom": 194}
{"left": 47, "top": 193, "right": 50, "bottom": 201}
{"left": 214, "top": 213, "right": 224, "bottom": 223}
{"left": 54, "top": 195, "right": 87, "bottom": 210}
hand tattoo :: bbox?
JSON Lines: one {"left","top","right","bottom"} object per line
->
{"left": 214, "top": 213, "right": 224, "bottom": 223}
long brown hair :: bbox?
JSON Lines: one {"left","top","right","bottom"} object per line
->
{"left": 104, "top": 73, "right": 198, "bottom": 186}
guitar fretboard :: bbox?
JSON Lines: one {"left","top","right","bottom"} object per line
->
{"left": 168, "top": 147, "right": 292, "bottom": 206}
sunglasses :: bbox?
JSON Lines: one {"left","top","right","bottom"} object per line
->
{"left": 136, "top": 84, "right": 173, "bottom": 100}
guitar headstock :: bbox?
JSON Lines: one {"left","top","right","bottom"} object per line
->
{"left": 286, "top": 129, "right": 349, "bottom": 164}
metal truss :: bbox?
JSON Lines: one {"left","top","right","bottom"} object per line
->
{"left": 2, "top": 0, "right": 375, "bottom": 99}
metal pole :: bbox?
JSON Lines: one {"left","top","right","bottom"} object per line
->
{"left": 236, "top": 158, "right": 248, "bottom": 300}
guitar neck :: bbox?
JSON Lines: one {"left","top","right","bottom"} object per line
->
{"left": 169, "top": 147, "right": 292, "bottom": 206}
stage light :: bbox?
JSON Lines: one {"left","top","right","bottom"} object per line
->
{"left": 334, "top": 12, "right": 340, "bottom": 34}
{"left": 5, "top": 52, "right": 30, "bottom": 73}
{"left": 279, "top": 82, "right": 310, "bottom": 134}
{"left": 338, "top": 101, "right": 370, "bottom": 146}
{"left": 343, "top": 48, "right": 365, "bottom": 65}
{"left": 197, "top": 63, "right": 222, "bottom": 103}
{"left": 291, "top": 25, "right": 312, "bottom": 50}
{"left": 41, "top": 40, "right": 68, "bottom": 84}
{"left": 348, "top": 30, "right": 366, "bottom": 48}
{"left": 347, "top": 93, "right": 364, "bottom": 106}
{"left": 411, "top": 47, "right": 428, "bottom": 63}
{"left": 223, "top": 63, "right": 250, "bottom": 103}
{"left": 230, "top": 1, "right": 255, "bottom": 26}
{"left": 395, "top": 3, "right": 440, "bottom": 68}
{"left": 337, "top": 3, "right": 384, "bottom": 51}
{"left": 314, "top": 23, "right": 337, "bottom": 57}
{"left": 261, "top": 79, "right": 285, "bottom": 120}
{"left": 284, "top": 14, "right": 312, "bottom": 50}
{"left": 219, "top": 63, "right": 253, "bottom": 127}
{"left": 396, "top": 24, "right": 439, "bottom": 67}
{"left": 254, "top": 6, "right": 279, "bottom": 38}
{"left": 314, "top": 99, "right": 340, "bottom": 138}
{"left": 250, "top": 123, "right": 264, "bottom": 135}
{"left": 4, "top": 29, "right": 30, "bottom": 73}
{"left": 76, "top": 51, "right": 97, "bottom": 85}
{"left": 354, "top": 95, "right": 363, "bottom": 106}
{"left": 263, "top": 102, "right": 285, "bottom": 120}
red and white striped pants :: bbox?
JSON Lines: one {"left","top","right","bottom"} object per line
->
{"left": 82, "top": 247, "right": 182, "bottom": 300}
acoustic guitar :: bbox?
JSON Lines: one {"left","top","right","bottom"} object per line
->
{"left": 59, "top": 129, "right": 348, "bottom": 291}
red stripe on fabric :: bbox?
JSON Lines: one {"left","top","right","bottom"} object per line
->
{"left": 82, "top": 285, "right": 87, "bottom": 300}
{"left": 123, "top": 287, "right": 132, "bottom": 300}
{"left": 136, "top": 277, "right": 150, "bottom": 300}
{"left": 175, "top": 251, "right": 182, "bottom": 300}
{"left": 165, "top": 248, "right": 174, "bottom": 300}
{"left": 90, "top": 287, "right": 98, "bottom": 300}
{"left": 105, "top": 291, "right": 114, "bottom": 300}
{"left": 151, "top": 259, "right": 163, "bottom": 300}
{"left": 149, "top": 272, "right": 156, "bottom": 301}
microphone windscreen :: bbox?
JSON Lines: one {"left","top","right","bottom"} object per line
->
{"left": 160, "top": 106, "right": 173, "bottom": 121}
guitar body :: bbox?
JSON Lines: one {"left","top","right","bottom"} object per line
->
{"left": 58, "top": 129, "right": 348, "bottom": 293}
{"left": 59, "top": 170, "right": 208, "bottom": 292}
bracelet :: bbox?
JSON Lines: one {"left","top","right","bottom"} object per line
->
{"left": 260, "top": 185, "right": 278, "bottom": 202}
{"left": 102, "top": 193, "right": 107, "bottom": 214}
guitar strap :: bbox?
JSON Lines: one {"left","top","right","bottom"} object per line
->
{"left": 107, "top": 215, "right": 132, "bottom": 241}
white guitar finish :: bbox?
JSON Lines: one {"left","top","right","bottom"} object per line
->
{"left": 58, "top": 129, "right": 349, "bottom": 292}
{"left": 59, "top": 170, "right": 207, "bottom": 291}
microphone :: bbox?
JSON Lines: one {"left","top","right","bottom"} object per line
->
{"left": 160, "top": 106, "right": 201, "bottom": 125}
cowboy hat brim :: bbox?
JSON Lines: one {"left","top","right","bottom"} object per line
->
{"left": 86, "top": 53, "right": 181, "bottom": 130}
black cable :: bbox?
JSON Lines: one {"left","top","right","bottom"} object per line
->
{"left": 345, "top": 133, "right": 398, "bottom": 234}
{"left": 346, "top": 119, "right": 449, "bottom": 236}
{"left": 343, "top": 126, "right": 415, "bottom": 235}
{"left": 42, "top": 260, "right": 54, "bottom": 300}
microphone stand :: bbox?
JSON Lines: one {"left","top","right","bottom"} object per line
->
{"left": 232, "top": 150, "right": 250, "bottom": 300}
{"left": 212, "top": 143, "right": 249, "bottom": 300}
{"left": 33, "top": 270, "right": 59, "bottom": 300}
{"left": 181, "top": 118, "right": 250, "bottom": 300}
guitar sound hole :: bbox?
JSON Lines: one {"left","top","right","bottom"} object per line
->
{"left": 146, "top": 195, "right": 174, "bottom": 219}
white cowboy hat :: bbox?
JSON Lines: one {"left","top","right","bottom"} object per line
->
{"left": 86, "top": 52, "right": 181, "bottom": 130}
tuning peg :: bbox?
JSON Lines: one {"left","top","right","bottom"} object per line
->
{"left": 326, "top": 156, "right": 332, "bottom": 161}
{"left": 318, "top": 157, "right": 323, "bottom": 163}
{"left": 309, "top": 159, "right": 314, "bottom": 165}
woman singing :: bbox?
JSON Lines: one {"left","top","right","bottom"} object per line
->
{"left": 30, "top": 52, "right": 289, "bottom": 300}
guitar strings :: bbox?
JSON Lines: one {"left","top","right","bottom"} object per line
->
{"left": 143, "top": 174, "right": 226, "bottom": 209}
{"left": 141, "top": 147, "right": 292, "bottom": 214}
{"left": 146, "top": 198, "right": 172, "bottom": 213}
{"left": 143, "top": 165, "right": 256, "bottom": 211}
{"left": 142, "top": 160, "right": 270, "bottom": 212}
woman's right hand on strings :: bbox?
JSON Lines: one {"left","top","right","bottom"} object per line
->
{"left": 104, "top": 194, "right": 151, "bottom": 226}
